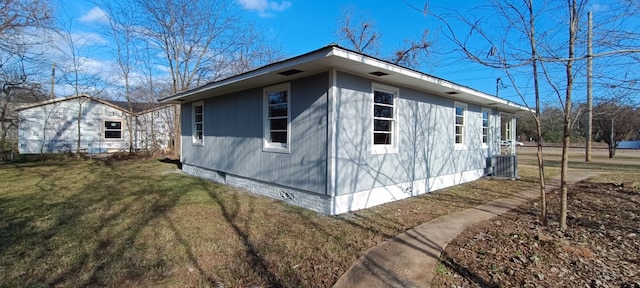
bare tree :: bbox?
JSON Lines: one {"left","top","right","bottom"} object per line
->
{"left": 0, "top": 0, "right": 52, "bottom": 152}
{"left": 135, "top": 0, "right": 237, "bottom": 158}
{"left": 0, "top": 0, "right": 52, "bottom": 53}
{"left": 336, "top": 7, "right": 430, "bottom": 69}
{"left": 390, "top": 30, "right": 431, "bottom": 68}
{"left": 337, "top": 8, "right": 381, "bottom": 56}
{"left": 54, "top": 16, "right": 108, "bottom": 158}
{"left": 101, "top": 0, "right": 138, "bottom": 154}
{"left": 134, "top": 0, "right": 281, "bottom": 158}
{"left": 409, "top": 0, "right": 552, "bottom": 226}
{"left": 415, "top": 0, "right": 640, "bottom": 230}
{"left": 593, "top": 101, "right": 639, "bottom": 158}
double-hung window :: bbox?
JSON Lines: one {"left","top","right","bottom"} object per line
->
{"left": 192, "top": 101, "right": 203, "bottom": 145}
{"left": 104, "top": 121, "right": 122, "bottom": 139}
{"left": 263, "top": 83, "right": 290, "bottom": 153}
{"left": 482, "top": 108, "right": 491, "bottom": 147}
{"left": 454, "top": 102, "right": 467, "bottom": 149}
{"left": 372, "top": 83, "right": 398, "bottom": 153}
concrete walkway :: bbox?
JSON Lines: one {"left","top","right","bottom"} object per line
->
{"left": 333, "top": 171, "right": 602, "bottom": 288}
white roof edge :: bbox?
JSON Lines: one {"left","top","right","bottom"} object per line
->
{"left": 160, "top": 45, "right": 531, "bottom": 113}
{"left": 158, "top": 47, "right": 334, "bottom": 103}
{"left": 330, "top": 47, "right": 531, "bottom": 113}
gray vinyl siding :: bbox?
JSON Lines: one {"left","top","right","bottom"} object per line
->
{"left": 333, "top": 71, "right": 498, "bottom": 195}
{"left": 181, "top": 72, "right": 329, "bottom": 194}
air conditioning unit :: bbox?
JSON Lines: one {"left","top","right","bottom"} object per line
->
{"left": 492, "top": 155, "right": 518, "bottom": 179}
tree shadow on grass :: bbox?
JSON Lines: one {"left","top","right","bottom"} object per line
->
{"left": 0, "top": 160, "right": 199, "bottom": 287}
{"left": 439, "top": 254, "right": 499, "bottom": 288}
{"left": 203, "top": 188, "right": 290, "bottom": 288}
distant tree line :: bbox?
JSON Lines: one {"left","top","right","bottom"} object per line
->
{"left": 516, "top": 101, "right": 640, "bottom": 150}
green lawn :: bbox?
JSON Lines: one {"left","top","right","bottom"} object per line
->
{"left": 0, "top": 151, "right": 635, "bottom": 287}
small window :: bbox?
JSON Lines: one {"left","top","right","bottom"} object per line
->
{"left": 104, "top": 121, "right": 122, "bottom": 139}
{"left": 454, "top": 102, "right": 467, "bottom": 148}
{"left": 372, "top": 83, "right": 399, "bottom": 154}
{"left": 263, "top": 83, "right": 290, "bottom": 153}
{"left": 192, "top": 102, "right": 204, "bottom": 145}
{"left": 482, "top": 108, "right": 491, "bottom": 146}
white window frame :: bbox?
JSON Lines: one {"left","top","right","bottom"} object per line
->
{"left": 263, "top": 83, "right": 291, "bottom": 153}
{"left": 371, "top": 83, "right": 399, "bottom": 154}
{"left": 103, "top": 120, "right": 122, "bottom": 140}
{"left": 482, "top": 108, "right": 491, "bottom": 148}
{"left": 454, "top": 101, "right": 467, "bottom": 150}
{"left": 192, "top": 101, "right": 204, "bottom": 146}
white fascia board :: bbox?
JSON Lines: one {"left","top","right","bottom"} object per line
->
{"left": 158, "top": 49, "right": 334, "bottom": 103}
{"left": 330, "top": 47, "right": 531, "bottom": 113}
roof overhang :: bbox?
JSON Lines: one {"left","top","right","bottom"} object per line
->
{"left": 159, "top": 45, "right": 531, "bottom": 113}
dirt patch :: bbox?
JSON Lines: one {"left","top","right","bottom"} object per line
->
{"left": 433, "top": 181, "right": 640, "bottom": 287}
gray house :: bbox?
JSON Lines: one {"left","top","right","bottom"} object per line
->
{"left": 160, "top": 45, "right": 528, "bottom": 215}
{"left": 17, "top": 94, "right": 174, "bottom": 154}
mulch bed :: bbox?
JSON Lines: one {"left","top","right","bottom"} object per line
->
{"left": 433, "top": 181, "right": 640, "bottom": 288}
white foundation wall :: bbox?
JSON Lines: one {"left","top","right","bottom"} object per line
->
{"left": 183, "top": 163, "right": 482, "bottom": 216}
{"left": 332, "top": 168, "right": 484, "bottom": 214}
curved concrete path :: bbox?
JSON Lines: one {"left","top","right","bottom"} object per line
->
{"left": 333, "top": 171, "right": 601, "bottom": 288}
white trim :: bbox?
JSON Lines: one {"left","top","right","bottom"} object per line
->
{"left": 371, "top": 83, "right": 399, "bottom": 154}
{"left": 454, "top": 101, "right": 467, "bottom": 150}
{"left": 481, "top": 108, "right": 491, "bottom": 149}
{"left": 192, "top": 101, "right": 204, "bottom": 146}
{"left": 333, "top": 169, "right": 484, "bottom": 214}
{"left": 160, "top": 46, "right": 530, "bottom": 114}
{"left": 329, "top": 69, "right": 338, "bottom": 215}
{"left": 262, "top": 83, "right": 291, "bottom": 153}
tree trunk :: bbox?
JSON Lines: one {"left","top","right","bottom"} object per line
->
{"left": 560, "top": 0, "right": 578, "bottom": 232}
{"left": 528, "top": 0, "right": 547, "bottom": 226}
{"left": 536, "top": 119, "right": 547, "bottom": 225}
{"left": 608, "top": 146, "right": 613, "bottom": 158}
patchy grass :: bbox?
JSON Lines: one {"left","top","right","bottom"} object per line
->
{"left": 0, "top": 157, "right": 554, "bottom": 287}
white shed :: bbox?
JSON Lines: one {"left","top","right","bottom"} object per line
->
{"left": 17, "top": 94, "right": 173, "bottom": 154}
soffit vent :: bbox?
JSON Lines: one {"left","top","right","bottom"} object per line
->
{"left": 278, "top": 69, "right": 304, "bottom": 76}
{"left": 369, "top": 71, "right": 389, "bottom": 77}
{"left": 445, "top": 91, "right": 460, "bottom": 95}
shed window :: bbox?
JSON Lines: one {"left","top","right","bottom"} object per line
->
{"left": 372, "top": 83, "right": 399, "bottom": 154}
{"left": 192, "top": 102, "right": 204, "bottom": 145}
{"left": 104, "top": 121, "right": 122, "bottom": 139}
{"left": 263, "top": 83, "right": 290, "bottom": 153}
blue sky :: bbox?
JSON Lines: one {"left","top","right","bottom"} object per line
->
{"left": 52, "top": 0, "right": 636, "bottom": 108}
{"left": 239, "top": 0, "right": 511, "bottom": 101}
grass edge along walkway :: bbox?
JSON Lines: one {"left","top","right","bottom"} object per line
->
{"left": 333, "top": 170, "right": 602, "bottom": 288}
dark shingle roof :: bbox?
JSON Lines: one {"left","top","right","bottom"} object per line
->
{"left": 105, "top": 101, "right": 169, "bottom": 113}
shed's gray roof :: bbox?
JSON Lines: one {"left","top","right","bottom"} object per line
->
{"left": 159, "top": 45, "right": 531, "bottom": 113}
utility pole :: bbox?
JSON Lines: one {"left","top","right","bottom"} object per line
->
{"left": 496, "top": 77, "right": 502, "bottom": 97}
{"left": 585, "top": 11, "right": 593, "bottom": 162}
{"left": 610, "top": 117, "right": 614, "bottom": 158}
{"left": 50, "top": 63, "right": 56, "bottom": 99}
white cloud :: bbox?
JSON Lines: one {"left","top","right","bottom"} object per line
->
{"left": 590, "top": 3, "right": 609, "bottom": 12}
{"left": 79, "top": 7, "right": 109, "bottom": 24}
{"left": 237, "top": 0, "right": 291, "bottom": 17}
{"left": 269, "top": 1, "right": 291, "bottom": 12}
